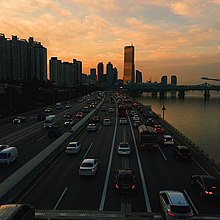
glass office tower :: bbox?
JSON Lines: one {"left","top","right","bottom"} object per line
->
{"left": 123, "top": 44, "right": 135, "bottom": 84}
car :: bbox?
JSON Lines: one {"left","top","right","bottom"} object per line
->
{"left": 92, "top": 115, "right": 100, "bottom": 123}
{"left": 154, "top": 124, "right": 164, "bottom": 134}
{"left": 191, "top": 175, "right": 220, "bottom": 198}
{"left": 64, "top": 113, "right": 72, "bottom": 119}
{"left": 162, "top": 135, "right": 174, "bottom": 146}
{"left": 87, "top": 123, "right": 97, "bottom": 132}
{"left": 134, "top": 120, "right": 142, "bottom": 128}
{"left": 45, "top": 107, "right": 52, "bottom": 113}
{"left": 117, "top": 142, "right": 131, "bottom": 155}
{"left": 173, "top": 145, "right": 192, "bottom": 160}
{"left": 108, "top": 107, "right": 114, "bottom": 113}
{"left": 101, "top": 106, "right": 107, "bottom": 112}
{"left": 0, "top": 144, "right": 10, "bottom": 151}
{"left": 119, "top": 118, "right": 127, "bottom": 125}
{"left": 75, "top": 112, "right": 84, "bottom": 119}
{"left": 145, "top": 118, "right": 154, "bottom": 126}
{"left": 47, "top": 125, "right": 61, "bottom": 137}
{"left": 103, "top": 118, "right": 111, "bottom": 126}
{"left": 12, "top": 116, "right": 26, "bottom": 124}
{"left": 114, "top": 169, "right": 136, "bottom": 193}
{"left": 132, "top": 115, "right": 140, "bottom": 121}
{"left": 129, "top": 110, "right": 136, "bottom": 116}
{"left": 65, "top": 142, "right": 81, "bottom": 154}
{"left": 65, "top": 104, "right": 72, "bottom": 109}
{"left": 79, "top": 158, "right": 99, "bottom": 176}
{"left": 82, "top": 106, "right": 89, "bottom": 113}
{"left": 159, "top": 190, "right": 193, "bottom": 220}
{"left": 64, "top": 118, "right": 74, "bottom": 127}
{"left": 37, "top": 113, "right": 46, "bottom": 121}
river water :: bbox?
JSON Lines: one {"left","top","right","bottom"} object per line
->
{"left": 135, "top": 91, "right": 220, "bottom": 164}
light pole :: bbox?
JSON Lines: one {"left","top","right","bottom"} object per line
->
{"left": 162, "top": 98, "right": 166, "bottom": 119}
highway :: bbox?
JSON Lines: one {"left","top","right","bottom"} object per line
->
{"left": 0, "top": 92, "right": 220, "bottom": 219}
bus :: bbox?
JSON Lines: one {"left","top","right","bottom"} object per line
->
{"left": 137, "top": 124, "right": 158, "bottom": 150}
{"left": 0, "top": 204, "right": 35, "bottom": 220}
{"left": 118, "top": 104, "right": 126, "bottom": 117}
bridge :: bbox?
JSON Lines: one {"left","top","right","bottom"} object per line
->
{"left": 124, "top": 82, "right": 220, "bottom": 99}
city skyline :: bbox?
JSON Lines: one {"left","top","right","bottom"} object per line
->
{"left": 1, "top": 1, "right": 220, "bottom": 84}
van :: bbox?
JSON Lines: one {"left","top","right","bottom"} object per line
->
{"left": 44, "top": 115, "right": 56, "bottom": 128}
{"left": 0, "top": 147, "right": 18, "bottom": 165}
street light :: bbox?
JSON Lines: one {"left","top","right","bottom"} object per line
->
{"left": 162, "top": 99, "right": 166, "bottom": 119}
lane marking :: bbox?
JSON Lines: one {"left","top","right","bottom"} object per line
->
{"left": 120, "top": 197, "right": 132, "bottom": 212}
{"left": 128, "top": 116, "right": 152, "bottom": 212}
{"left": 99, "top": 105, "right": 118, "bottom": 211}
{"left": 53, "top": 187, "right": 68, "bottom": 210}
{"left": 36, "top": 135, "right": 48, "bottom": 142}
{"left": 158, "top": 146, "right": 168, "bottom": 161}
{"left": 184, "top": 189, "right": 199, "bottom": 215}
{"left": 98, "top": 125, "right": 102, "bottom": 133}
{"left": 83, "top": 142, "right": 93, "bottom": 159}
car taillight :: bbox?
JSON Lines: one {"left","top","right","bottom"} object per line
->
{"left": 116, "top": 184, "right": 119, "bottom": 189}
{"left": 132, "top": 185, "right": 135, "bottom": 189}
{"left": 188, "top": 212, "right": 194, "bottom": 217}
{"left": 205, "top": 190, "right": 213, "bottom": 195}
{"left": 167, "top": 211, "right": 175, "bottom": 217}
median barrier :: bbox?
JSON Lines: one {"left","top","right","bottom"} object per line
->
{"left": 0, "top": 98, "right": 105, "bottom": 203}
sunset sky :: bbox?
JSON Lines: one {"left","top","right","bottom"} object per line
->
{"left": 1, "top": 0, "right": 220, "bottom": 84}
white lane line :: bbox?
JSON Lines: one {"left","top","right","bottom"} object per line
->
{"left": 158, "top": 146, "right": 168, "bottom": 161}
{"left": 128, "top": 116, "right": 152, "bottom": 212}
{"left": 121, "top": 197, "right": 132, "bottom": 212}
{"left": 53, "top": 187, "right": 68, "bottom": 210}
{"left": 98, "top": 125, "right": 102, "bottom": 133}
{"left": 99, "top": 109, "right": 118, "bottom": 211}
{"left": 83, "top": 142, "right": 93, "bottom": 159}
{"left": 121, "top": 157, "right": 130, "bottom": 169}
{"left": 36, "top": 135, "right": 48, "bottom": 142}
{"left": 184, "top": 189, "right": 199, "bottom": 215}
{"left": 123, "top": 126, "right": 127, "bottom": 142}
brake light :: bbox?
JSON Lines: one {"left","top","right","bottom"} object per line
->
{"left": 116, "top": 184, "right": 119, "bottom": 189}
{"left": 167, "top": 211, "right": 175, "bottom": 217}
{"left": 205, "top": 190, "right": 213, "bottom": 195}
{"left": 188, "top": 213, "right": 194, "bottom": 217}
{"left": 132, "top": 185, "right": 135, "bottom": 189}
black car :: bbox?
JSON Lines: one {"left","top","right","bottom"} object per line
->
{"left": 92, "top": 115, "right": 100, "bottom": 123}
{"left": 173, "top": 145, "right": 192, "bottom": 160}
{"left": 37, "top": 113, "right": 46, "bottom": 121}
{"left": 48, "top": 126, "right": 61, "bottom": 137}
{"left": 114, "top": 169, "right": 136, "bottom": 193}
{"left": 191, "top": 175, "right": 220, "bottom": 198}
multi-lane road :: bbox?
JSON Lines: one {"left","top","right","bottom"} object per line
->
{"left": 0, "top": 93, "right": 219, "bottom": 219}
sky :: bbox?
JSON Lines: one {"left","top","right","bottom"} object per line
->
{"left": 1, "top": 0, "right": 220, "bottom": 84}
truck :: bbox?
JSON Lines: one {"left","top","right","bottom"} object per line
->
{"left": 44, "top": 115, "right": 56, "bottom": 128}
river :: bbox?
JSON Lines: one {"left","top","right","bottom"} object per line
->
{"left": 135, "top": 91, "right": 220, "bottom": 164}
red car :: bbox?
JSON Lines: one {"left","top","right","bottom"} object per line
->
{"left": 76, "top": 112, "right": 84, "bottom": 119}
{"left": 154, "top": 125, "right": 164, "bottom": 134}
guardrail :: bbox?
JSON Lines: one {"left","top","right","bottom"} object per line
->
{"left": 155, "top": 114, "right": 220, "bottom": 176}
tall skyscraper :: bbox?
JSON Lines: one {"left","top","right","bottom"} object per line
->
{"left": 171, "top": 75, "right": 177, "bottom": 85}
{"left": 97, "top": 62, "right": 104, "bottom": 84}
{"left": 123, "top": 44, "right": 135, "bottom": 84}
{"left": 161, "top": 75, "right": 167, "bottom": 85}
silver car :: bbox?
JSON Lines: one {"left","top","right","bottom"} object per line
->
{"left": 159, "top": 190, "right": 193, "bottom": 220}
{"left": 117, "top": 142, "right": 131, "bottom": 155}
{"left": 87, "top": 123, "right": 97, "bottom": 132}
{"left": 79, "top": 158, "right": 99, "bottom": 176}
{"left": 65, "top": 142, "right": 81, "bottom": 154}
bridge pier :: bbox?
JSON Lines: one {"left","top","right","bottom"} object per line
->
{"left": 204, "top": 89, "right": 210, "bottom": 100}
{"left": 160, "top": 91, "right": 166, "bottom": 98}
{"left": 178, "top": 90, "right": 185, "bottom": 99}
{"left": 171, "top": 91, "right": 176, "bottom": 98}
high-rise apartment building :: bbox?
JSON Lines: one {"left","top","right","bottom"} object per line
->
{"left": 161, "top": 75, "right": 168, "bottom": 85}
{"left": 0, "top": 34, "right": 47, "bottom": 81}
{"left": 123, "top": 44, "right": 135, "bottom": 84}
{"left": 171, "top": 75, "right": 177, "bottom": 85}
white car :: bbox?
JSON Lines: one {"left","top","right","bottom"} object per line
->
{"left": 12, "top": 116, "right": 26, "bottom": 124}
{"left": 132, "top": 115, "right": 140, "bottom": 121}
{"left": 117, "top": 142, "right": 131, "bottom": 155}
{"left": 87, "top": 123, "right": 97, "bottom": 131}
{"left": 108, "top": 107, "right": 114, "bottom": 113}
{"left": 159, "top": 190, "right": 193, "bottom": 220}
{"left": 103, "top": 118, "right": 111, "bottom": 126}
{"left": 64, "top": 118, "right": 74, "bottom": 127}
{"left": 119, "top": 118, "right": 127, "bottom": 125}
{"left": 162, "top": 135, "right": 174, "bottom": 146}
{"left": 79, "top": 158, "right": 99, "bottom": 176}
{"left": 65, "top": 142, "right": 81, "bottom": 154}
